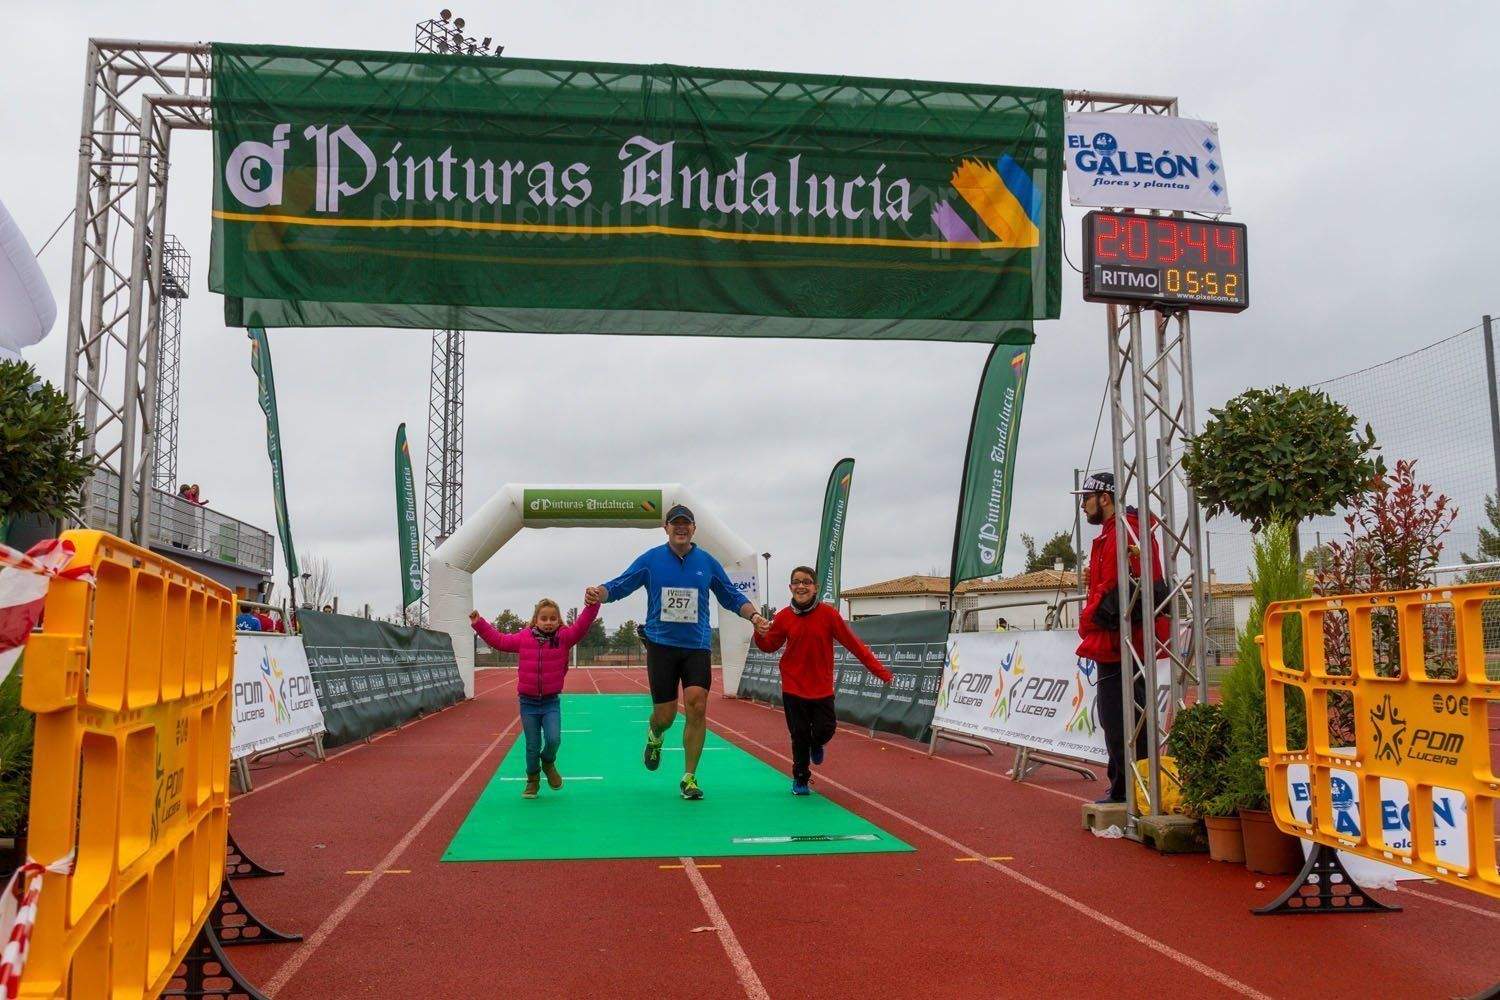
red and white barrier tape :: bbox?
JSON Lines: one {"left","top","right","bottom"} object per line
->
{"left": 0, "top": 539, "right": 91, "bottom": 681}
{"left": 0, "top": 852, "right": 75, "bottom": 998}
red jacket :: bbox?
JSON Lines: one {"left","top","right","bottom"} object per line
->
{"left": 472, "top": 602, "right": 599, "bottom": 697}
{"left": 1077, "top": 508, "right": 1171, "bottom": 664}
{"left": 753, "top": 602, "right": 893, "bottom": 699}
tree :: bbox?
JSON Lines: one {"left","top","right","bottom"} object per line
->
{"left": 1461, "top": 493, "right": 1500, "bottom": 584}
{"left": 610, "top": 620, "right": 642, "bottom": 655}
{"left": 1184, "top": 385, "right": 1384, "bottom": 562}
{"left": 1021, "top": 530, "right": 1077, "bottom": 573}
{"left": 1314, "top": 460, "right": 1458, "bottom": 685}
{"left": 299, "top": 553, "right": 337, "bottom": 608}
{"left": 0, "top": 359, "right": 94, "bottom": 533}
{"left": 492, "top": 609, "right": 525, "bottom": 633}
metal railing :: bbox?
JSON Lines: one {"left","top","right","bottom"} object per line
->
{"left": 83, "top": 468, "right": 274, "bottom": 574}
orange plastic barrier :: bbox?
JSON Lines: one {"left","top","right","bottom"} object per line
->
{"left": 1262, "top": 580, "right": 1500, "bottom": 898}
{"left": 19, "top": 531, "right": 235, "bottom": 997}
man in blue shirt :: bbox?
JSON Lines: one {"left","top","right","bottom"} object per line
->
{"left": 587, "top": 504, "right": 768, "bottom": 799}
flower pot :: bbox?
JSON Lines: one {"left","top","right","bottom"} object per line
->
{"left": 1238, "top": 809, "right": 1304, "bottom": 875}
{"left": 1203, "top": 815, "right": 1245, "bottom": 864}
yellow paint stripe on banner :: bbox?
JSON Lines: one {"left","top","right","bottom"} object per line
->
{"left": 213, "top": 210, "right": 1016, "bottom": 252}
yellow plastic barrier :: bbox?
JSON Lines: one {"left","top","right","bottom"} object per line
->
{"left": 19, "top": 531, "right": 235, "bottom": 998}
{"left": 1262, "top": 580, "right": 1500, "bottom": 899}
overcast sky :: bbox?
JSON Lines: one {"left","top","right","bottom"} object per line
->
{"left": 5, "top": 2, "right": 1498, "bottom": 628}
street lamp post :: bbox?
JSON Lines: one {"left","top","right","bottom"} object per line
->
{"left": 761, "top": 551, "right": 772, "bottom": 616}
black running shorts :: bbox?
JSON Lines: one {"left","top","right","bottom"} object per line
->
{"left": 645, "top": 641, "right": 713, "bottom": 704}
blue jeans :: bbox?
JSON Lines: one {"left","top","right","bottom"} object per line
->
{"left": 519, "top": 694, "right": 561, "bottom": 776}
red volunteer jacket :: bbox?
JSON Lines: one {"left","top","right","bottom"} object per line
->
{"left": 1077, "top": 508, "right": 1171, "bottom": 664}
{"left": 753, "top": 602, "right": 893, "bottom": 699}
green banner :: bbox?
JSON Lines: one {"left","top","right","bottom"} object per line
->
{"left": 209, "top": 44, "right": 1060, "bottom": 342}
{"left": 738, "top": 610, "right": 948, "bottom": 741}
{"left": 522, "top": 488, "right": 662, "bottom": 522}
{"left": 394, "top": 423, "right": 421, "bottom": 609}
{"left": 297, "top": 610, "right": 465, "bottom": 747}
{"left": 815, "top": 458, "right": 855, "bottom": 606}
{"left": 949, "top": 341, "right": 1032, "bottom": 589}
{"left": 247, "top": 326, "right": 298, "bottom": 591}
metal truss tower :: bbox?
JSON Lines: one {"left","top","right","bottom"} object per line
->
{"left": 151, "top": 234, "right": 189, "bottom": 493}
{"left": 1066, "top": 92, "right": 1211, "bottom": 829}
{"left": 413, "top": 11, "right": 501, "bottom": 622}
{"left": 62, "top": 41, "right": 211, "bottom": 543}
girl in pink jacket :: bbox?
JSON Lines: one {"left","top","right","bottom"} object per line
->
{"left": 470, "top": 597, "right": 600, "bottom": 798}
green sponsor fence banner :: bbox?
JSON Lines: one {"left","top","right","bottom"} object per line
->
{"left": 247, "top": 326, "right": 298, "bottom": 591}
{"left": 297, "top": 610, "right": 465, "bottom": 747}
{"left": 394, "top": 422, "right": 421, "bottom": 609}
{"left": 522, "top": 488, "right": 662, "bottom": 522}
{"left": 209, "top": 43, "right": 1061, "bottom": 342}
{"left": 949, "top": 342, "right": 1031, "bottom": 590}
{"left": 738, "top": 610, "right": 947, "bottom": 741}
{"left": 815, "top": 458, "right": 855, "bottom": 607}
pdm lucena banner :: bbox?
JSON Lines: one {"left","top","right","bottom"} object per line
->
{"left": 210, "top": 44, "right": 1062, "bottom": 341}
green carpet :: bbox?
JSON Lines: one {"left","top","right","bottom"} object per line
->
{"left": 442, "top": 694, "right": 912, "bottom": 861}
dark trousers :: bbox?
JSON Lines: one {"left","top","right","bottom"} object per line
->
{"left": 782, "top": 693, "right": 837, "bottom": 784}
{"left": 1094, "top": 663, "right": 1148, "bottom": 802}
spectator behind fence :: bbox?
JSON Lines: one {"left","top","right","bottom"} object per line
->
{"left": 236, "top": 609, "right": 262, "bottom": 632}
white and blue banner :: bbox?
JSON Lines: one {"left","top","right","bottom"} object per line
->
{"left": 1065, "top": 112, "right": 1230, "bottom": 214}
{"left": 231, "top": 632, "right": 326, "bottom": 761}
{"left": 1285, "top": 764, "right": 1469, "bottom": 886}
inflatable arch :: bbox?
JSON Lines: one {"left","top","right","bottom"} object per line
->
{"left": 428, "top": 484, "right": 761, "bottom": 697}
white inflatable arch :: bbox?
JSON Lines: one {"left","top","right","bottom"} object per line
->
{"left": 429, "top": 484, "right": 761, "bottom": 698}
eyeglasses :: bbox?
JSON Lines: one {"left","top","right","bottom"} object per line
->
{"left": 789, "top": 578, "right": 816, "bottom": 588}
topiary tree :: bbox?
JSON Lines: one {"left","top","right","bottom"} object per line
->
{"left": 0, "top": 359, "right": 94, "bottom": 537}
{"left": 1183, "top": 385, "right": 1384, "bottom": 563}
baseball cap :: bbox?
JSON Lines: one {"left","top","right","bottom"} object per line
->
{"left": 1070, "top": 471, "right": 1116, "bottom": 496}
{"left": 665, "top": 504, "right": 695, "bottom": 524}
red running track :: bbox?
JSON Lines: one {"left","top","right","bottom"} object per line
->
{"left": 225, "top": 668, "right": 1500, "bottom": 999}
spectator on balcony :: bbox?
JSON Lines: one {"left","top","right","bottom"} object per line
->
{"left": 236, "top": 609, "right": 261, "bottom": 632}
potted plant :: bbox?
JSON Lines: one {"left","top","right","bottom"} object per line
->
{"left": 1165, "top": 702, "right": 1242, "bottom": 862}
{"left": 0, "top": 359, "right": 95, "bottom": 874}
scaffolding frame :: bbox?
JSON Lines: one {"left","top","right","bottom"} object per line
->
{"left": 150, "top": 233, "right": 189, "bottom": 493}
{"left": 1067, "top": 92, "right": 1210, "bottom": 829}
{"left": 59, "top": 50, "right": 1208, "bottom": 781}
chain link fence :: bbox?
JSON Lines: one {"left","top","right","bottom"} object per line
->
{"left": 1203, "top": 316, "right": 1500, "bottom": 667}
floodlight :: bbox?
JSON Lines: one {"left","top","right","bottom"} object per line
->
{"left": 481, "top": 36, "right": 491, "bottom": 48}
{"left": 440, "top": 8, "right": 451, "bottom": 20}
{"left": 454, "top": 16, "right": 465, "bottom": 29}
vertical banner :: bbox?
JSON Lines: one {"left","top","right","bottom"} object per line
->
{"left": 247, "top": 326, "right": 298, "bottom": 591}
{"left": 394, "top": 423, "right": 422, "bottom": 609}
{"left": 815, "top": 458, "right": 855, "bottom": 607}
{"left": 949, "top": 342, "right": 1032, "bottom": 591}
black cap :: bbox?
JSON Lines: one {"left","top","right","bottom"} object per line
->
{"left": 1070, "top": 471, "right": 1115, "bottom": 496}
{"left": 665, "top": 504, "right": 695, "bottom": 524}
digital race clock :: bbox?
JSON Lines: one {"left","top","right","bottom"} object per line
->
{"left": 1082, "top": 211, "right": 1249, "bottom": 312}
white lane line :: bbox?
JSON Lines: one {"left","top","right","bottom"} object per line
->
{"left": 1401, "top": 886, "right": 1500, "bottom": 920}
{"left": 708, "top": 713, "right": 1274, "bottom": 1000}
{"left": 680, "top": 857, "right": 770, "bottom": 1000}
{"left": 263, "top": 716, "right": 517, "bottom": 996}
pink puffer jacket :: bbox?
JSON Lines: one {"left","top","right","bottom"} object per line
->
{"left": 471, "top": 603, "right": 599, "bottom": 697}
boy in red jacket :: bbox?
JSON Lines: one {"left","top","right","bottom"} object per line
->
{"left": 754, "top": 566, "right": 893, "bottom": 795}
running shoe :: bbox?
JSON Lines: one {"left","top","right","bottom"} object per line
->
{"left": 522, "top": 775, "right": 540, "bottom": 799}
{"left": 810, "top": 744, "right": 825, "bottom": 766}
{"left": 542, "top": 761, "right": 563, "bottom": 790}
{"left": 791, "top": 780, "right": 811, "bottom": 796}
{"left": 643, "top": 731, "right": 663, "bottom": 771}
{"left": 680, "top": 773, "right": 704, "bottom": 800}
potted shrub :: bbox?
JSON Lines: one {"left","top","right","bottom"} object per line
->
{"left": 1165, "top": 702, "right": 1242, "bottom": 862}
{"left": 0, "top": 359, "right": 95, "bottom": 874}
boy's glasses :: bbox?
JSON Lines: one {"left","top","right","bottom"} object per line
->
{"left": 789, "top": 579, "right": 816, "bottom": 588}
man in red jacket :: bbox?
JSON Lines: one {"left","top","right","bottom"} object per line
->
{"left": 754, "top": 566, "right": 893, "bottom": 795}
{"left": 1074, "top": 472, "right": 1171, "bottom": 805}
